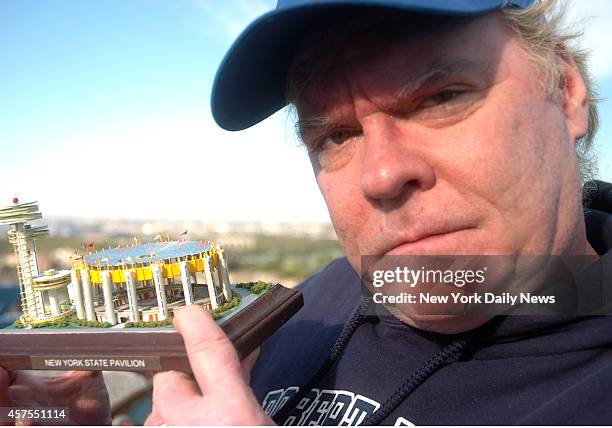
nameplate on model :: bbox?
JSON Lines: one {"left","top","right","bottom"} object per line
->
{"left": 0, "top": 284, "right": 303, "bottom": 373}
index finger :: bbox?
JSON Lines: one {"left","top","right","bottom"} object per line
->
{"left": 174, "top": 305, "right": 246, "bottom": 394}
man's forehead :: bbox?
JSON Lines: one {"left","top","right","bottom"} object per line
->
{"left": 294, "top": 15, "right": 504, "bottom": 123}
{"left": 294, "top": 22, "right": 502, "bottom": 126}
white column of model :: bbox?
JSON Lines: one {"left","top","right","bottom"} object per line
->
{"left": 70, "top": 269, "right": 86, "bottom": 319}
{"left": 14, "top": 224, "right": 41, "bottom": 319}
{"left": 101, "top": 271, "right": 117, "bottom": 325}
{"left": 203, "top": 256, "right": 219, "bottom": 309}
{"left": 80, "top": 268, "right": 96, "bottom": 321}
{"left": 152, "top": 264, "right": 168, "bottom": 320}
{"left": 48, "top": 290, "right": 61, "bottom": 317}
{"left": 66, "top": 275, "right": 75, "bottom": 302}
{"left": 179, "top": 261, "right": 194, "bottom": 305}
{"left": 216, "top": 247, "right": 232, "bottom": 301}
{"left": 124, "top": 270, "right": 140, "bottom": 322}
{"left": 24, "top": 233, "right": 46, "bottom": 318}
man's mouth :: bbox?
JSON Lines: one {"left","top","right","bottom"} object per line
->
{"left": 377, "top": 227, "right": 478, "bottom": 256}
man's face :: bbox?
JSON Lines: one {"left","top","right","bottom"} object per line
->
{"left": 295, "top": 13, "right": 591, "bottom": 331}
{"left": 296, "top": 13, "right": 590, "bottom": 260}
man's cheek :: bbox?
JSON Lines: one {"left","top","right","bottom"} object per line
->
{"left": 323, "top": 194, "right": 365, "bottom": 258}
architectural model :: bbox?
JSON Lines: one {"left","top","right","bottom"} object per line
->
{"left": 1, "top": 200, "right": 238, "bottom": 328}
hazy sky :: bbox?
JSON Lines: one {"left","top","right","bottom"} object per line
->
{"left": 1, "top": 0, "right": 610, "bottom": 222}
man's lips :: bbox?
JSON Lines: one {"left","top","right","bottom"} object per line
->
{"left": 375, "top": 227, "right": 478, "bottom": 256}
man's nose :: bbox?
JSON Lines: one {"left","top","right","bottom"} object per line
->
{"left": 359, "top": 115, "right": 436, "bottom": 201}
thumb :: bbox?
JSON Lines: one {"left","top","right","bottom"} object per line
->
{"left": 174, "top": 305, "right": 246, "bottom": 394}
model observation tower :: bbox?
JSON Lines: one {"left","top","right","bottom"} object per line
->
{"left": 0, "top": 199, "right": 73, "bottom": 327}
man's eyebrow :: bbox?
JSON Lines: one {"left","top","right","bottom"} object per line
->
{"left": 295, "top": 115, "right": 336, "bottom": 141}
{"left": 394, "top": 57, "right": 496, "bottom": 99}
{"left": 295, "top": 57, "right": 495, "bottom": 139}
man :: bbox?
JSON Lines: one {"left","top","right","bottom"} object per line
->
{"left": 148, "top": 0, "right": 612, "bottom": 423}
{"left": 1, "top": 0, "right": 611, "bottom": 425}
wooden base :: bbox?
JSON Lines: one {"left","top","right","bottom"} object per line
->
{"left": 0, "top": 284, "right": 303, "bottom": 373}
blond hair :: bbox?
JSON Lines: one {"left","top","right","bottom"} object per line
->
{"left": 500, "top": 0, "right": 599, "bottom": 182}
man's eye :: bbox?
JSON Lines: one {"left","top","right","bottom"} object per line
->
{"left": 419, "top": 89, "right": 465, "bottom": 109}
{"left": 327, "top": 130, "right": 356, "bottom": 145}
{"left": 311, "top": 129, "right": 359, "bottom": 152}
{"left": 306, "top": 128, "right": 361, "bottom": 171}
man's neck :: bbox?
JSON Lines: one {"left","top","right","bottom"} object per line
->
{"left": 566, "top": 233, "right": 598, "bottom": 256}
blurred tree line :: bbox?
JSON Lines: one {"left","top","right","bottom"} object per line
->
{"left": 0, "top": 234, "right": 344, "bottom": 284}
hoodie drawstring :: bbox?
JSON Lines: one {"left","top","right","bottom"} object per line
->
{"left": 362, "top": 338, "right": 468, "bottom": 425}
{"left": 272, "top": 295, "right": 470, "bottom": 425}
{"left": 272, "top": 296, "right": 373, "bottom": 424}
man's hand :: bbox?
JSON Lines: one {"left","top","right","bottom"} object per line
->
{"left": 0, "top": 367, "right": 111, "bottom": 425}
{"left": 145, "top": 306, "right": 273, "bottom": 426}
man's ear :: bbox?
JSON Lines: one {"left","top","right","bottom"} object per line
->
{"left": 558, "top": 46, "right": 589, "bottom": 143}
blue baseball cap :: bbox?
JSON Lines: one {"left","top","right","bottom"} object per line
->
{"left": 211, "top": 0, "right": 536, "bottom": 131}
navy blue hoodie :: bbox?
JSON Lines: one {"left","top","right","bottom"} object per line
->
{"left": 251, "top": 182, "right": 612, "bottom": 425}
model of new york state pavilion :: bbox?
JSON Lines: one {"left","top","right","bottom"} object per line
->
{"left": 1, "top": 200, "right": 234, "bottom": 328}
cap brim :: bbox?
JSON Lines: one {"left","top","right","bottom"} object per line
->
{"left": 211, "top": 0, "right": 510, "bottom": 131}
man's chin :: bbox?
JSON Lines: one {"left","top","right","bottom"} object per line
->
{"left": 386, "top": 306, "right": 493, "bottom": 334}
